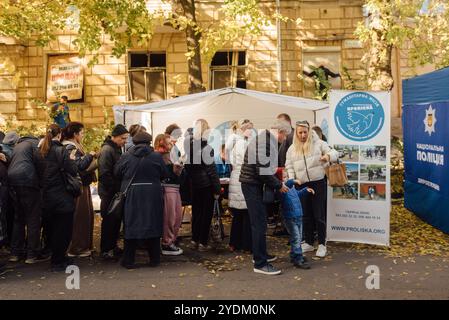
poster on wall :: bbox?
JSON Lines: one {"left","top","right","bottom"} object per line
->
{"left": 46, "top": 54, "right": 84, "bottom": 101}
{"left": 327, "top": 90, "right": 391, "bottom": 246}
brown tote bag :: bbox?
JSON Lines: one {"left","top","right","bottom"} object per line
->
{"left": 325, "top": 159, "right": 348, "bottom": 187}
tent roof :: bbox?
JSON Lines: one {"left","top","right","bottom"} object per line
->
{"left": 113, "top": 87, "right": 328, "bottom": 113}
{"left": 402, "top": 66, "right": 449, "bottom": 106}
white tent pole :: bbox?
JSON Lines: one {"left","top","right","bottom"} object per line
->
{"left": 150, "top": 111, "right": 154, "bottom": 137}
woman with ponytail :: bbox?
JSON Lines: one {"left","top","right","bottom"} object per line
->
{"left": 39, "top": 124, "right": 79, "bottom": 271}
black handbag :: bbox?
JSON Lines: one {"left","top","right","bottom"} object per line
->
{"left": 107, "top": 157, "right": 144, "bottom": 219}
{"left": 209, "top": 199, "right": 225, "bottom": 244}
{"left": 56, "top": 147, "right": 82, "bottom": 198}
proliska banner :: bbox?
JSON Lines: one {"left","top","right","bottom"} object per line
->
{"left": 327, "top": 90, "right": 391, "bottom": 246}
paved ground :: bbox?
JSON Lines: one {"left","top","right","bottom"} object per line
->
{"left": 1, "top": 217, "right": 448, "bottom": 300}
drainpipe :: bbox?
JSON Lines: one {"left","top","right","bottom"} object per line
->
{"left": 276, "top": 0, "right": 282, "bottom": 93}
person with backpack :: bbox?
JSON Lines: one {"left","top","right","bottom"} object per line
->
{"left": 38, "top": 124, "right": 79, "bottom": 271}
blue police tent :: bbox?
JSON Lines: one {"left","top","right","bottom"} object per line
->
{"left": 402, "top": 67, "right": 449, "bottom": 234}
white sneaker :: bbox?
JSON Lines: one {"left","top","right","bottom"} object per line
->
{"left": 78, "top": 250, "right": 92, "bottom": 258}
{"left": 301, "top": 243, "right": 315, "bottom": 253}
{"left": 162, "top": 244, "right": 183, "bottom": 256}
{"left": 316, "top": 244, "right": 327, "bottom": 258}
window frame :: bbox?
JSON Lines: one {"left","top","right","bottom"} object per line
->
{"left": 209, "top": 50, "right": 247, "bottom": 90}
{"left": 127, "top": 51, "right": 167, "bottom": 102}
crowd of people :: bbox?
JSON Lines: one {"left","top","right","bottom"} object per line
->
{"left": 0, "top": 112, "right": 337, "bottom": 276}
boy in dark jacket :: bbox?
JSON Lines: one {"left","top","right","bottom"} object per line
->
{"left": 281, "top": 179, "right": 314, "bottom": 269}
{"left": 98, "top": 124, "right": 129, "bottom": 260}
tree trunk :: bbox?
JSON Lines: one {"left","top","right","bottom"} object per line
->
{"left": 178, "top": 0, "right": 205, "bottom": 93}
{"left": 367, "top": 30, "right": 394, "bottom": 91}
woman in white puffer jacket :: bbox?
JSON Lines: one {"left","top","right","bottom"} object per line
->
{"left": 227, "top": 119, "right": 254, "bottom": 252}
{"left": 285, "top": 120, "right": 338, "bottom": 258}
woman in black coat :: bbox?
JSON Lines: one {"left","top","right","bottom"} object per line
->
{"left": 185, "top": 119, "right": 221, "bottom": 251}
{"left": 38, "top": 124, "right": 79, "bottom": 271}
{"left": 114, "top": 132, "right": 169, "bottom": 269}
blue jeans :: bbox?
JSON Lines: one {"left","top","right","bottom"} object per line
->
{"left": 241, "top": 183, "right": 269, "bottom": 269}
{"left": 284, "top": 216, "right": 303, "bottom": 263}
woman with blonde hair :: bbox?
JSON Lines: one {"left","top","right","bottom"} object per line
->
{"left": 285, "top": 120, "right": 338, "bottom": 258}
{"left": 185, "top": 119, "right": 220, "bottom": 251}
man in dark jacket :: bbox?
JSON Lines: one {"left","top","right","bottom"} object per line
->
{"left": 239, "top": 120, "right": 290, "bottom": 275}
{"left": 277, "top": 113, "right": 294, "bottom": 168}
{"left": 7, "top": 136, "right": 45, "bottom": 263}
{"left": 272, "top": 114, "right": 294, "bottom": 236}
{"left": 98, "top": 124, "right": 129, "bottom": 260}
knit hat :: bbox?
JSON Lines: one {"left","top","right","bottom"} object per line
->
{"left": 3, "top": 131, "right": 20, "bottom": 145}
{"left": 111, "top": 124, "right": 129, "bottom": 137}
{"left": 132, "top": 132, "right": 153, "bottom": 145}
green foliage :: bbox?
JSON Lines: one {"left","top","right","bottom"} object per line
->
{"left": 391, "top": 136, "right": 404, "bottom": 197}
{"left": 0, "top": 105, "right": 113, "bottom": 153}
{"left": 356, "top": 0, "right": 449, "bottom": 90}
{"left": 298, "top": 65, "right": 332, "bottom": 101}
{"left": 0, "top": 114, "right": 46, "bottom": 137}
{"left": 0, "top": 0, "right": 298, "bottom": 86}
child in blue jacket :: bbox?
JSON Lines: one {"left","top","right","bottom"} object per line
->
{"left": 281, "top": 179, "right": 315, "bottom": 269}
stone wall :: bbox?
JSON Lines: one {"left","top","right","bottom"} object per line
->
{"left": 0, "top": 0, "right": 416, "bottom": 132}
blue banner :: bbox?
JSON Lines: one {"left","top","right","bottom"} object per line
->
{"left": 403, "top": 102, "right": 449, "bottom": 234}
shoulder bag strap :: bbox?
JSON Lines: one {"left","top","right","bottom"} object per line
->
{"left": 55, "top": 145, "right": 66, "bottom": 173}
{"left": 214, "top": 199, "right": 221, "bottom": 218}
{"left": 302, "top": 147, "right": 311, "bottom": 182}
{"left": 123, "top": 156, "right": 145, "bottom": 194}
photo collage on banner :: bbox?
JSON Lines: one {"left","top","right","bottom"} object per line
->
{"left": 327, "top": 90, "right": 391, "bottom": 246}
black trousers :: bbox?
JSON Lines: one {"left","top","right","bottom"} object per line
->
{"left": 122, "top": 238, "right": 160, "bottom": 266}
{"left": 191, "top": 186, "right": 215, "bottom": 246}
{"left": 100, "top": 195, "right": 122, "bottom": 253}
{"left": 299, "top": 178, "right": 327, "bottom": 245}
{"left": 241, "top": 183, "right": 269, "bottom": 269}
{"left": 41, "top": 213, "right": 52, "bottom": 254}
{"left": 50, "top": 210, "right": 74, "bottom": 265}
{"left": 229, "top": 208, "right": 252, "bottom": 252}
{"left": 10, "top": 186, "right": 42, "bottom": 258}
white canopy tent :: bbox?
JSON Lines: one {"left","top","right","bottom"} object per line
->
{"left": 113, "top": 88, "right": 329, "bottom": 140}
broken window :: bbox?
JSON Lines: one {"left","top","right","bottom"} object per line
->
{"left": 210, "top": 51, "right": 247, "bottom": 90}
{"left": 128, "top": 52, "right": 167, "bottom": 101}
